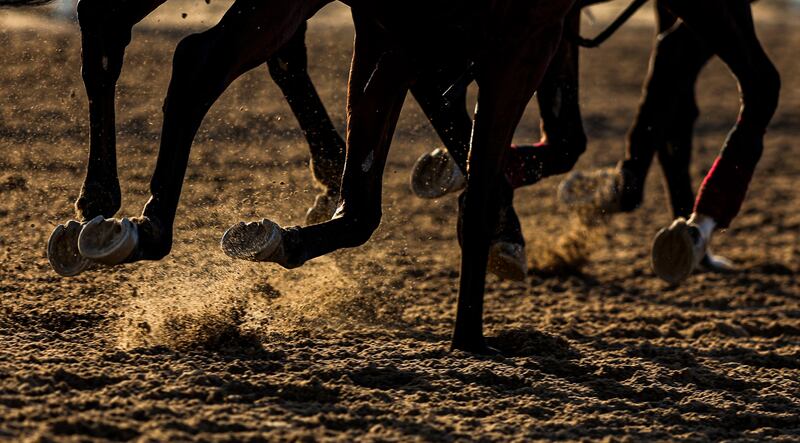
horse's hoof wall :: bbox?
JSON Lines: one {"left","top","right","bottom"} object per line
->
{"left": 651, "top": 218, "right": 704, "bottom": 285}
{"left": 47, "top": 220, "right": 93, "bottom": 277}
{"left": 77, "top": 216, "right": 139, "bottom": 266}
{"left": 410, "top": 148, "right": 465, "bottom": 199}
{"left": 221, "top": 219, "right": 284, "bottom": 262}
{"left": 558, "top": 168, "right": 621, "bottom": 213}
{"left": 305, "top": 193, "right": 339, "bottom": 225}
{"left": 488, "top": 241, "right": 527, "bottom": 282}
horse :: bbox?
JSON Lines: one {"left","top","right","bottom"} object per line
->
{"left": 409, "top": 0, "right": 780, "bottom": 284}
{"left": 10, "top": 0, "right": 577, "bottom": 354}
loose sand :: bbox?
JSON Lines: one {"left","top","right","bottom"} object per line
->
{"left": 0, "top": 2, "right": 798, "bottom": 441}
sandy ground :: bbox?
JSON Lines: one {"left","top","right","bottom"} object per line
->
{"left": 0, "top": 2, "right": 799, "bottom": 441}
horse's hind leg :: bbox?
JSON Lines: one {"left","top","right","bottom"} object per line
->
{"left": 74, "top": 0, "right": 167, "bottom": 220}
{"left": 668, "top": 0, "right": 780, "bottom": 228}
{"left": 622, "top": 20, "right": 713, "bottom": 216}
{"left": 266, "top": 21, "right": 346, "bottom": 224}
{"left": 507, "top": 4, "right": 587, "bottom": 188}
{"left": 651, "top": 0, "right": 780, "bottom": 284}
{"left": 408, "top": 4, "right": 586, "bottom": 192}
{"left": 78, "top": 0, "right": 330, "bottom": 264}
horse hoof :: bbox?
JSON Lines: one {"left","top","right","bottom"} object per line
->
{"left": 77, "top": 216, "right": 139, "bottom": 266}
{"left": 488, "top": 241, "right": 527, "bottom": 282}
{"left": 557, "top": 168, "right": 621, "bottom": 213}
{"left": 305, "top": 193, "right": 339, "bottom": 225}
{"left": 410, "top": 148, "right": 465, "bottom": 199}
{"left": 221, "top": 219, "right": 285, "bottom": 263}
{"left": 47, "top": 220, "right": 93, "bottom": 277}
{"left": 650, "top": 218, "right": 704, "bottom": 285}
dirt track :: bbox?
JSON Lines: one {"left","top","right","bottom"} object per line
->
{"left": 1, "top": 3, "right": 799, "bottom": 441}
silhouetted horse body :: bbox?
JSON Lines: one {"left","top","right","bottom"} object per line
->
{"left": 8, "top": 0, "right": 575, "bottom": 353}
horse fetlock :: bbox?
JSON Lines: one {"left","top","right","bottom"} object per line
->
{"left": 551, "top": 136, "right": 587, "bottom": 175}
{"left": 130, "top": 216, "right": 172, "bottom": 261}
{"left": 221, "top": 220, "right": 305, "bottom": 269}
{"left": 75, "top": 180, "right": 121, "bottom": 221}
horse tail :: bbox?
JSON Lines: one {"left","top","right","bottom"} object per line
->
{"left": 0, "top": 0, "right": 56, "bottom": 7}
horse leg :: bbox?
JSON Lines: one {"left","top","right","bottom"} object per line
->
{"left": 74, "top": 0, "right": 167, "bottom": 220}
{"left": 672, "top": 0, "right": 780, "bottom": 227}
{"left": 653, "top": 24, "right": 713, "bottom": 219}
{"left": 266, "top": 21, "right": 347, "bottom": 225}
{"left": 221, "top": 12, "right": 411, "bottom": 270}
{"left": 406, "top": 66, "right": 472, "bottom": 200}
{"left": 620, "top": 10, "right": 713, "bottom": 215}
{"left": 410, "top": 67, "right": 473, "bottom": 172}
{"left": 454, "top": 6, "right": 571, "bottom": 353}
{"left": 76, "top": 0, "right": 331, "bottom": 265}
{"left": 47, "top": 0, "right": 167, "bottom": 276}
{"left": 651, "top": 0, "right": 780, "bottom": 284}
{"left": 411, "top": 72, "right": 527, "bottom": 281}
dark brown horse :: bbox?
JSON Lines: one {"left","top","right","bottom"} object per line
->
{"left": 1, "top": 0, "right": 528, "bottom": 280}
{"left": 10, "top": 0, "right": 576, "bottom": 353}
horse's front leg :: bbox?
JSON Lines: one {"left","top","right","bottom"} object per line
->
{"left": 221, "top": 14, "right": 411, "bottom": 269}
{"left": 72, "top": 0, "right": 330, "bottom": 268}
{"left": 453, "top": 7, "right": 571, "bottom": 354}
{"left": 47, "top": 0, "right": 167, "bottom": 277}
{"left": 75, "top": 0, "right": 167, "bottom": 220}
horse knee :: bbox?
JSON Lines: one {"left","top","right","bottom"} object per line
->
{"left": 77, "top": 0, "right": 131, "bottom": 84}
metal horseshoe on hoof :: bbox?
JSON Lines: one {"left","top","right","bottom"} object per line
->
{"left": 220, "top": 219, "right": 284, "bottom": 263}
{"left": 47, "top": 220, "right": 94, "bottom": 277}
{"left": 77, "top": 216, "right": 139, "bottom": 266}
